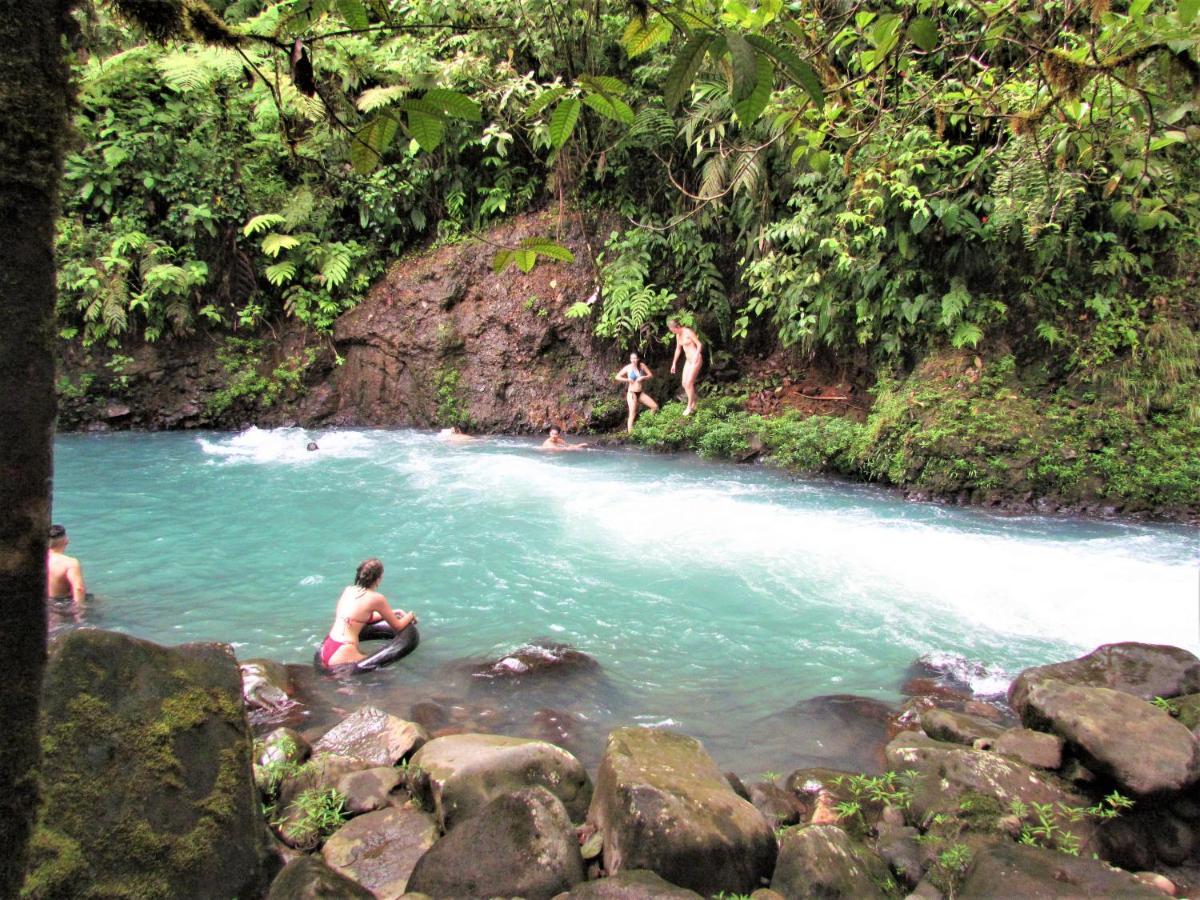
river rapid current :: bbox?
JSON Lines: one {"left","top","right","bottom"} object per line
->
{"left": 53, "top": 428, "right": 1199, "bottom": 773}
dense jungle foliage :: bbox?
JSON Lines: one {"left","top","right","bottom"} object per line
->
{"left": 56, "top": 0, "right": 1200, "bottom": 510}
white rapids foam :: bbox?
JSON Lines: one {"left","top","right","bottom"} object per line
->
{"left": 198, "top": 426, "right": 375, "bottom": 464}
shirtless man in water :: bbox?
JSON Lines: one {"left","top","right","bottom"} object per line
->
{"left": 541, "top": 428, "right": 587, "bottom": 451}
{"left": 668, "top": 319, "right": 704, "bottom": 415}
{"left": 46, "top": 524, "right": 86, "bottom": 604}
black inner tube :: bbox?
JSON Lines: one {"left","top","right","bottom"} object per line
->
{"left": 315, "top": 622, "right": 420, "bottom": 675}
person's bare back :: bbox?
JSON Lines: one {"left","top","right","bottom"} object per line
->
{"left": 46, "top": 524, "right": 86, "bottom": 603}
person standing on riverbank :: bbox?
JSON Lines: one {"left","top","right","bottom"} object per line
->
{"left": 615, "top": 352, "right": 659, "bottom": 432}
{"left": 668, "top": 319, "right": 703, "bottom": 416}
{"left": 46, "top": 524, "right": 86, "bottom": 604}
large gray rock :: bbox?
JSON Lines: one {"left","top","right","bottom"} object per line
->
{"left": 875, "top": 822, "right": 924, "bottom": 888}
{"left": 274, "top": 753, "right": 375, "bottom": 848}
{"left": 920, "top": 709, "right": 1005, "bottom": 746}
{"left": 406, "top": 786, "right": 584, "bottom": 899}
{"left": 957, "top": 841, "right": 1162, "bottom": 898}
{"left": 26, "top": 630, "right": 269, "bottom": 899}
{"left": 267, "top": 855, "right": 374, "bottom": 899}
{"left": 587, "top": 727, "right": 776, "bottom": 897}
{"left": 551, "top": 869, "right": 703, "bottom": 898}
{"left": 410, "top": 732, "right": 592, "bottom": 831}
{"left": 1020, "top": 678, "right": 1200, "bottom": 795}
{"left": 1009, "top": 643, "right": 1200, "bottom": 717}
{"left": 989, "top": 727, "right": 1063, "bottom": 770}
{"left": 770, "top": 825, "right": 890, "bottom": 899}
{"left": 313, "top": 706, "right": 428, "bottom": 766}
{"left": 335, "top": 766, "right": 403, "bottom": 816}
{"left": 885, "top": 732, "right": 1088, "bottom": 825}
{"left": 321, "top": 804, "right": 439, "bottom": 898}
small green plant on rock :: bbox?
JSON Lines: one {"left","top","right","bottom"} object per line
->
{"left": 278, "top": 788, "right": 347, "bottom": 847}
{"left": 1010, "top": 793, "right": 1133, "bottom": 856}
{"left": 1152, "top": 696, "right": 1181, "bottom": 716}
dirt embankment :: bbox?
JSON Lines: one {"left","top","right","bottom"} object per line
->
{"left": 56, "top": 211, "right": 631, "bottom": 435}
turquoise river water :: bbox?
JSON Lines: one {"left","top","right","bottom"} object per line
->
{"left": 53, "top": 428, "right": 1199, "bottom": 773}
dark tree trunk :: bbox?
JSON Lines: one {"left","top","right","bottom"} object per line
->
{"left": 0, "top": 0, "right": 75, "bottom": 893}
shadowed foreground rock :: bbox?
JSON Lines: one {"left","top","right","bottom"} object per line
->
{"left": 410, "top": 732, "right": 592, "bottom": 831}
{"left": 406, "top": 786, "right": 584, "bottom": 899}
{"left": 268, "top": 855, "right": 373, "bottom": 899}
{"left": 1021, "top": 678, "right": 1200, "bottom": 795}
{"left": 770, "top": 824, "right": 890, "bottom": 899}
{"left": 587, "top": 726, "right": 776, "bottom": 897}
{"left": 552, "top": 869, "right": 703, "bottom": 898}
{"left": 312, "top": 705, "right": 428, "bottom": 766}
{"left": 321, "top": 804, "right": 438, "bottom": 898}
{"left": 25, "top": 630, "right": 269, "bottom": 898}
{"left": 1009, "top": 642, "right": 1200, "bottom": 716}
{"left": 957, "top": 841, "right": 1163, "bottom": 898}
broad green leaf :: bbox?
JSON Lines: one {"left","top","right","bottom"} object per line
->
{"left": 514, "top": 249, "right": 537, "bottom": 273}
{"left": 243, "top": 213, "right": 285, "bottom": 236}
{"left": 265, "top": 260, "right": 297, "bottom": 285}
{"left": 623, "top": 16, "right": 673, "bottom": 56}
{"left": 745, "top": 35, "right": 823, "bottom": 109}
{"left": 910, "top": 206, "right": 931, "bottom": 234}
{"left": 579, "top": 74, "right": 629, "bottom": 97}
{"left": 1180, "top": 0, "right": 1198, "bottom": 24}
{"left": 407, "top": 110, "right": 445, "bottom": 152}
{"left": 526, "top": 86, "right": 569, "bottom": 119}
{"left": 335, "top": 0, "right": 369, "bottom": 30}
{"left": 664, "top": 31, "right": 715, "bottom": 111}
{"left": 726, "top": 31, "right": 758, "bottom": 102}
{"left": 549, "top": 97, "right": 581, "bottom": 148}
{"left": 262, "top": 233, "right": 300, "bottom": 256}
{"left": 583, "top": 91, "right": 636, "bottom": 125}
{"left": 521, "top": 237, "right": 575, "bottom": 262}
{"left": 734, "top": 52, "right": 772, "bottom": 125}
{"left": 321, "top": 249, "right": 352, "bottom": 286}
{"left": 951, "top": 322, "right": 983, "bottom": 348}
{"left": 423, "top": 89, "right": 482, "bottom": 121}
{"left": 492, "top": 249, "right": 513, "bottom": 273}
{"left": 907, "top": 16, "right": 938, "bottom": 51}
{"left": 350, "top": 115, "right": 398, "bottom": 174}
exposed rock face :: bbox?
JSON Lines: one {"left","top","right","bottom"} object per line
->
{"left": 587, "top": 727, "right": 776, "bottom": 897}
{"left": 26, "top": 630, "right": 269, "bottom": 899}
{"left": 919, "top": 708, "right": 1005, "bottom": 746}
{"left": 1020, "top": 679, "right": 1200, "bottom": 795}
{"left": 410, "top": 732, "right": 592, "bottom": 831}
{"left": 471, "top": 640, "right": 602, "bottom": 682}
{"left": 267, "top": 855, "right": 374, "bottom": 899}
{"left": 551, "top": 869, "right": 703, "bottom": 898}
{"left": 884, "top": 732, "right": 1087, "bottom": 822}
{"left": 1008, "top": 643, "right": 1200, "bottom": 716}
{"left": 989, "top": 727, "right": 1063, "bottom": 770}
{"left": 321, "top": 805, "right": 439, "bottom": 898}
{"left": 406, "top": 786, "right": 584, "bottom": 899}
{"left": 312, "top": 706, "right": 428, "bottom": 766}
{"left": 769, "top": 825, "right": 890, "bottom": 899}
{"left": 335, "top": 766, "right": 403, "bottom": 816}
{"left": 874, "top": 821, "right": 925, "bottom": 888}
{"left": 329, "top": 211, "right": 622, "bottom": 433}
{"left": 957, "top": 841, "right": 1163, "bottom": 898}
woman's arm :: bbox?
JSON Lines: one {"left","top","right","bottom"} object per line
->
{"left": 614, "top": 366, "right": 631, "bottom": 383}
{"left": 639, "top": 364, "right": 653, "bottom": 379}
{"left": 671, "top": 341, "right": 682, "bottom": 373}
{"left": 373, "top": 595, "right": 415, "bottom": 631}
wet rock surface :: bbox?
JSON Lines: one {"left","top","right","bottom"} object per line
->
{"left": 551, "top": 869, "right": 703, "bottom": 898}
{"left": 312, "top": 706, "right": 428, "bottom": 766}
{"left": 770, "top": 824, "right": 890, "bottom": 899}
{"left": 406, "top": 786, "right": 585, "bottom": 899}
{"left": 1020, "top": 679, "right": 1200, "bottom": 795}
{"left": 410, "top": 732, "right": 593, "bottom": 831}
{"left": 321, "top": 804, "right": 438, "bottom": 898}
{"left": 957, "top": 841, "right": 1163, "bottom": 898}
{"left": 588, "top": 726, "right": 776, "bottom": 897}
{"left": 267, "top": 855, "right": 374, "bottom": 899}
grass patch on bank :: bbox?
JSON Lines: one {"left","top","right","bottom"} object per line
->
{"left": 628, "top": 346, "right": 1200, "bottom": 519}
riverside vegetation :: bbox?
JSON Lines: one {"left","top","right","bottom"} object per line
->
{"left": 50, "top": 0, "right": 1200, "bottom": 520}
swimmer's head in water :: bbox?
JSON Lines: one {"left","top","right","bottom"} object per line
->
{"left": 549, "top": 428, "right": 560, "bottom": 439}
{"left": 354, "top": 557, "right": 384, "bottom": 588}
{"left": 306, "top": 442, "right": 319, "bottom": 451}
{"left": 48, "top": 524, "right": 68, "bottom": 548}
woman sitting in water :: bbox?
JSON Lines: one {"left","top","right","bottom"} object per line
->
{"left": 319, "top": 558, "right": 416, "bottom": 668}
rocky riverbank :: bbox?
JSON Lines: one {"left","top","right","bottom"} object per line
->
{"left": 25, "top": 630, "right": 1200, "bottom": 898}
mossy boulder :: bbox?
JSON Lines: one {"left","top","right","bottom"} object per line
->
{"left": 406, "top": 786, "right": 584, "bottom": 899}
{"left": 321, "top": 804, "right": 439, "bottom": 898}
{"left": 313, "top": 706, "right": 428, "bottom": 766}
{"left": 885, "top": 732, "right": 1087, "bottom": 824}
{"left": 1020, "top": 679, "right": 1200, "bottom": 795}
{"left": 770, "top": 825, "right": 891, "bottom": 899}
{"left": 410, "top": 732, "right": 592, "bottom": 831}
{"left": 267, "top": 855, "right": 373, "bottom": 899}
{"left": 587, "top": 727, "right": 776, "bottom": 897}
{"left": 956, "top": 841, "right": 1162, "bottom": 898}
{"left": 25, "top": 629, "right": 268, "bottom": 899}
{"left": 551, "top": 869, "right": 703, "bottom": 898}
{"left": 1008, "top": 643, "right": 1200, "bottom": 717}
